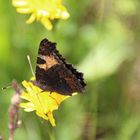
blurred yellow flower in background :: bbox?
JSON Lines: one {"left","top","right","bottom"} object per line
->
{"left": 20, "top": 80, "right": 76, "bottom": 126}
{"left": 12, "top": 0, "right": 70, "bottom": 30}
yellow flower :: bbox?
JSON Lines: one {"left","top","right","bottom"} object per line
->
{"left": 20, "top": 80, "right": 77, "bottom": 126}
{"left": 12, "top": 0, "right": 70, "bottom": 30}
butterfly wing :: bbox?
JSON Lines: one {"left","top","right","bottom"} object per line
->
{"left": 35, "top": 38, "right": 86, "bottom": 95}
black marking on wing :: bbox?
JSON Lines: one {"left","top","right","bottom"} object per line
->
{"left": 37, "top": 57, "right": 46, "bottom": 64}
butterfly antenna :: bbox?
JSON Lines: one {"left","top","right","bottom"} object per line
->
{"left": 1, "top": 85, "right": 12, "bottom": 90}
{"left": 27, "top": 55, "right": 35, "bottom": 77}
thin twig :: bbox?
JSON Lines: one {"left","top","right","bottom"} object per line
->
{"left": 8, "top": 80, "right": 21, "bottom": 140}
{"left": 0, "top": 136, "right": 3, "bottom": 140}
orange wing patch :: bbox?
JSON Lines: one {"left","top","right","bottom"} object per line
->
{"left": 37, "top": 55, "right": 58, "bottom": 70}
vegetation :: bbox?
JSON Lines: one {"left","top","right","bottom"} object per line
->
{"left": 0, "top": 0, "right": 140, "bottom": 139}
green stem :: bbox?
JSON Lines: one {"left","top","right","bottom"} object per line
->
{"left": 47, "top": 125, "right": 55, "bottom": 140}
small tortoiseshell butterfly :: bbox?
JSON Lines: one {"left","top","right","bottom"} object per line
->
{"left": 33, "top": 38, "right": 86, "bottom": 95}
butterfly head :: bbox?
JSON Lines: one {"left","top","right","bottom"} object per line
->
{"left": 39, "top": 38, "right": 56, "bottom": 55}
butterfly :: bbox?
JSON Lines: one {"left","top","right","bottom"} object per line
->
{"left": 33, "top": 38, "right": 86, "bottom": 95}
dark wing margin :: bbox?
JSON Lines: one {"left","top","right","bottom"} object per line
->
{"left": 52, "top": 45, "right": 86, "bottom": 91}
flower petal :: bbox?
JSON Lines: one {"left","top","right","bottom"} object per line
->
{"left": 20, "top": 78, "right": 77, "bottom": 126}
{"left": 20, "top": 102, "right": 35, "bottom": 112}
{"left": 26, "top": 14, "right": 36, "bottom": 24}
{"left": 12, "top": 0, "right": 28, "bottom": 7}
{"left": 48, "top": 112, "right": 56, "bottom": 127}
{"left": 12, "top": 0, "right": 70, "bottom": 30}
{"left": 16, "top": 8, "right": 32, "bottom": 14}
{"left": 40, "top": 18, "right": 53, "bottom": 30}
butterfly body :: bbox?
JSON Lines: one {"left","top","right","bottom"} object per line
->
{"left": 34, "top": 38, "right": 86, "bottom": 95}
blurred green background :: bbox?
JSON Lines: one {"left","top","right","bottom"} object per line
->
{"left": 0, "top": 0, "right": 140, "bottom": 140}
